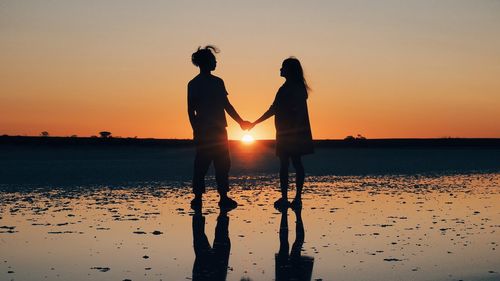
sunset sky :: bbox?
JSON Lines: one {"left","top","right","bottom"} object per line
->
{"left": 1, "top": 1, "right": 499, "bottom": 140}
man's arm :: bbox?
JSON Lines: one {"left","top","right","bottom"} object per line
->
{"left": 225, "top": 98, "right": 251, "bottom": 130}
{"left": 220, "top": 79, "right": 250, "bottom": 130}
{"left": 187, "top": 83, "right": 197, "bottom": 131}
{"left": 224, "top": 98, "right": 243, "bottom": 124}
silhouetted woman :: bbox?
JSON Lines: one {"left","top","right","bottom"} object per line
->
{"left": 252, "top": 57, "right": 313, "bottom": 209}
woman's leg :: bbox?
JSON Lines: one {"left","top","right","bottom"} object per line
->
{"left": 291, "top": 156, "right": 304, "bottom": 201}
{"left": 279, "top": 156, "right": 290, "bottom": 199}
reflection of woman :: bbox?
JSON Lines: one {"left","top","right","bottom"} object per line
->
{"left": 252, "top": 57, "right": 313, "bottom": 209}
{"left": 275, "top": 208, "right": 314, "bottom": 281}
{"left": 192, "top": 209, "right": 230, "bottom": 281}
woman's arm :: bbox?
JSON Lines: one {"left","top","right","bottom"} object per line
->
{"left": 252, "top": 105, "right": 275, "bottom": 129}
{"left": 251, "top": 91, "right": 279, "bottom": 129}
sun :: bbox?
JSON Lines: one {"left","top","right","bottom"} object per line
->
{"left": 241, "top": 134, "right": 255, "bottom": 144}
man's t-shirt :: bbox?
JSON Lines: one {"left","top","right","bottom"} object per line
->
{"left": 188, "top": 74, "right": 229, "bottom": 134}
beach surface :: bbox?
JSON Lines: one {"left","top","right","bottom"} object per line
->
{"left": 1, "top": 139, "right": 499, "bottom": 280}
{"left": 1, "top": 173, "right": 499, "bottom": 281}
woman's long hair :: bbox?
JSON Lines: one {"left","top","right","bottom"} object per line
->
{"left": 283, "top": 57, "right": 310, "bottom": 97}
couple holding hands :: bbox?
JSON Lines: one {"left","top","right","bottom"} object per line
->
{"left": 188, "top": 46, "right": 313, "bottom": 211}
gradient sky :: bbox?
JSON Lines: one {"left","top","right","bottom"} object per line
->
{"left": 1, "top": 0, "right": 499, "bottom": 139}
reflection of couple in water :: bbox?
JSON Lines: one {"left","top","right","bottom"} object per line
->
{"left": 188, "top": 45, "right": 313, "bottom": 211}
{"left": 192, "top": 206, "right": 314, "bottom": 281}
{"left": 188, "top": 45, "right": 314, "bottom": 280}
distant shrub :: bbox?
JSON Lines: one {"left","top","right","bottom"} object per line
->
{"left": 344, "top": 134, "right": 367, "bottom": 141}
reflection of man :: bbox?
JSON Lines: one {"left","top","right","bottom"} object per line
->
{"left": 275, "top": 207, "right": 314, "bottom": 281}
{"left": 192, "top": 209, "right": 230, "bottom": 281}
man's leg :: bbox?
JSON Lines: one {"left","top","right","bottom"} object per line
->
{"left": 192, "top": 149, "right": 211, "bottom": 208}
{"left": 213, "top": 145, "right": 230, "bottom": 196}
{"left": 214, "top": 145, "right": 237, "bottom": 209}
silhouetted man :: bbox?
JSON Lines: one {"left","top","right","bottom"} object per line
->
{"left": 192, "top": 209, "right": 231, "bottom": 281}
{"left": 188, "top": 45, "right": 249, "bottom": 209}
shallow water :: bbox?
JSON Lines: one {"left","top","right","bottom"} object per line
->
{"left": 1, "top": 143, "right": 499, "bottom": 186}
{"left": 1, "top": 174, "right": 499, "bottom": 281}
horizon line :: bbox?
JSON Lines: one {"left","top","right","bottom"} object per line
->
{"left": 2, "top": 135, "right": 500, "bottom": 141}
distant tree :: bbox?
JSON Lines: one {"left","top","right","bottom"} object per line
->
{"left": 40, "top": 131, "right": 49, "bottom": 137}
{"left": 90, "top": 135, "right": 98, "bottom": 138}
{"left": 344, "top": 135, "right": 355, "bottom": 141}
{"left": 356, "top": 134, "right": 366, "bottom": 140}
{"left": 99, "top": 131, "right": 111, "bottom": 139}
{"left": 99, "top": 131, "right": 112, "bottom": 138}
{"left": 70, "top": 135, "right": 78, "bottom": 138}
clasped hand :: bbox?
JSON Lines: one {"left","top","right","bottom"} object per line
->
{"left": 239, "top": 120, "right": 255, "bottom": 131}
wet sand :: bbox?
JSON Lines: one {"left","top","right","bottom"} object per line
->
{"left": 0, "top": 173, "right": 499, "bottom": 281}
